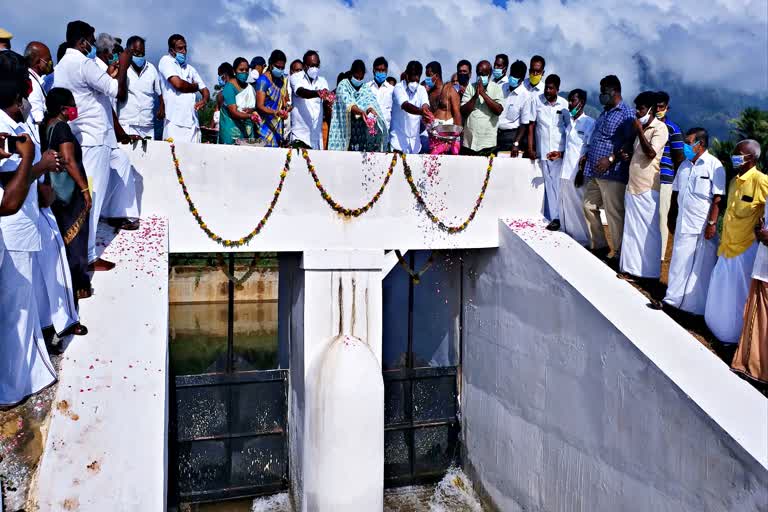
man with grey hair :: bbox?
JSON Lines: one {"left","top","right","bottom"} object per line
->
{"left": 705, "top": 139, "right": 768, "bottom": 343}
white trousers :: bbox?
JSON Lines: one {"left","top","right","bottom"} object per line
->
{"left": 163, "top": 120, "right": 201, "bottom": 143}
{"left": 705, "top": 243, "right": 759, "bottom": 343}
{"left": 34, "top": 208, "right": 79, "bottom": 334}
{"left": 82, "top": 144, "right": 112, "bottom": 263}
{"left": 620, "top": 190, "right": 661, "bottom": 278}
{"left": 102, "top": 146, "right": 139, "bottom": 219}
{"left": 541, "top": 159, "right": 563, "bottom": 220}
{"left": 663, "top": 232, "right": 718, "bottom": 315}
{"left": 124, "top": 124, "right": 154, "bottom": 138}
{"left": 0, "top": 250, "right": 57, "bottom": 406}
{"left": 659, "top": 183, "right": 673, "bottom": 261}
{"left": 559, "top": 178, "right": 589, "bottom": 246}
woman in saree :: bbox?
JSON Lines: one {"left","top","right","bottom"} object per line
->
{"left": 328, "top": 60, "right": 387, "bottom": 152}
{"left": 218, "top": 58, "right": 258, "bottom": 145}
{"left": 41, "top": 88, "right": 92, "bottom": 301}
{"left": 254, "top": 50, "right": 291, "bottom": 147}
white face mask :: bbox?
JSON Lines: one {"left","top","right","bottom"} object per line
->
{"left": 249, "top": 69, "right": 260, "bottom": 82}
{"left": 638, "top": 109, "right": 652, "bottom": 125}
{"left": 306, "top": 66, "right": 319, "bottom": 80}
{"left": 407, "top": 81, "right": 418, "bottom": 93}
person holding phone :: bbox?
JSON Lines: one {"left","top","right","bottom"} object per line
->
{"left": 0, "top": 50, "right": 60, "bottom": 407}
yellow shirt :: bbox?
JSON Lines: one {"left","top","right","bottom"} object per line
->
{"left": 719, "top": 167, "right": 768, "bottom": 258}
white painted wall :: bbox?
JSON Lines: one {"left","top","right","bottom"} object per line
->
{"left": 126, "top": 142, "right": 544, "bottom": 252}
{"left": 461, "top": 220, "right": 768, "bottom": 512}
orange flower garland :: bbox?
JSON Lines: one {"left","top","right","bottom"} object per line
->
{"left": 169, "top": 143, "right": 292, "bottom": 247}
{"left": 300, "top": 149, "right": 397, "bottom": 217}
{"left": 400, "top": 152, "right": 494, "bottom": 233}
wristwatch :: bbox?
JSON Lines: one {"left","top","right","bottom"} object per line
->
{"left": 608, "top": 154, "right": 615, "bottom": 163}
{"left": 707, "top": 220, "right": 716, "bottom": 226}
{"left": 513, "top": 141, "right": 519, "bottom": 147}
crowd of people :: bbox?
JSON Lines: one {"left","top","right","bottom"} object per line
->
{"left": 0, "top": 19, "right": 766, "bottom": 409}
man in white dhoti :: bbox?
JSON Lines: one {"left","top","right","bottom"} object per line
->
{"left": 656, "top": 128, "right": 725, "bottom": 314}
{"left": 0, "top": 51, "right": 58, "bottom": 406}
{"left": 705, "top": 140, "right": 768, "bottom": 343}
{"left": 54, "top": 21, "right": 131, "bottom": 271}
{"left": 560, "top": 89, "right": 595, "bottom": 246}
{"left": 158, "top": 34, "right": 209, "bottom": 143}
{"left": 618, "top": 91, "right": 668, "bottom": 284}
{"left": 523, "top": 74, "right": 568, "bottom": 230}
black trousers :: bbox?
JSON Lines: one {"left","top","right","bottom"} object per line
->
{"left": 496, "top": 127, "right": 528, "bottom": 152}
{"left": 459, "top": 146, "right": 497, "bottom": 157}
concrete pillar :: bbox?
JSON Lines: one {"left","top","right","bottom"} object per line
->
{"left": 280, "top": 250, "right": 384, "bottom": 511}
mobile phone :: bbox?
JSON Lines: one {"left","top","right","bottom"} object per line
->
{"left": 3, "top": 135, "right": 24, "bottom": 154}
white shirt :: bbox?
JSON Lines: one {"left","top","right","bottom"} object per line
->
{"left": 672, "top": 150, "right": 726, "bottom": 236}
{"left": 28, "top": 69, "right": 47, "bottom": 124}
{"left": 367, "top": 80, "right": 394, "bottom": 129}
{"left": 561, "top": 113, "right": 596, "bottom": 180}
{"left": 753, "top": 217, "right": 768, "bottom": 282}
{"left": 498, "top": 81, "right": 530, "bottom": 130}
{"left": 390, "top": 81, "right": 429, "bottom": 154}
{"left": 53, "top": 48, "right": 118, "bottom": 147}
{"left": 0, "top": 109, "right": 41, "bottom": 252}
{"left": 158, "top": 55, "right": 206, "bottom": 129}
{"left": 290, "top": 72, "right": 329, "bottom": 149}
{"left": 522, "top": 93, "right": 568, "bottom": 157}
{"left": 0, "top": 185, "right": 5, "bottom": 257}
{"left": 118, "top": 62, "right": 162, "bottom": 128}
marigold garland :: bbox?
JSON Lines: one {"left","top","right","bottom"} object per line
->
{"left": 301, "top": 149, "right": 397, "bottom": 217}
{"left": 169, "top": 144, "right": 292, "bottom": 247}
{"left": 400, "top": 152, "right": 494, "bottom": 233}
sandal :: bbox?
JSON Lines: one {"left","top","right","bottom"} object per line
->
{"left": 61, "top": 323, "right": 88, "bottom": 337}
{"left": 77, "top": 288, "right": 94, "bottom": 300}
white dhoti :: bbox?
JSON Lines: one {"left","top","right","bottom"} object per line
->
{"left": 705, "top": 243, "right": 759, "bottom": 343}
{"left": 559, "top": 178, "right": 589, "bottom": 246}
{"left": 0, "top": 250, "right": 57, "bottom": 406}
{"left": 541, "top": 159, "right": 563, "bottom": 220}
{"left": 125, "top": 124, "right": 154, "bottom": 139}
{"left": 163, "top": 120, "right": 201, "bottom": 143}
{"left": 34, "top": 208, "right": 79, "bottom": 335}
{"left": 82, "top": 144, "right": 112, "bottom": 263}
{"left": 620, "top": 190, "right": 661, "bottom": 278}
{"left": 663, "top": 232, "right": 718, "bottom": 315}
{"left": 102, "top": 146, "right": 140, "bottom": 219}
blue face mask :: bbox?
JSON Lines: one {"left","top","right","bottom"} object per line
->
{"left": 217, "top": 75, "right": 226, "bottom": 87}
{"left": 175, "top": 52, "right": 187, "bottom": 66}
{"left": 132, "top": 55, "right": 146, "bottom": 68}
{"left": 236, "top": 72, "right": 249, "bottom": 83}
{"left": 480, "top": 75, "right": 489, "bottom": 87}
{"left": 508, "top": 76, "right": 520, "bottom": 88}
{"left": 492, "top": 68, "right": 504, "bottom": 80}
{"left": 374, "top": 71, "right": 387, "bottom": 84}
{"left": 731, "top": 154, "right": 747, "bottom": 168}
{"left": 85, "top": 41, "right": 97, "bottom": 60}
{"left": 350, "top": 77, "right": 364, "bottom": 88}
{"left": 424, "top": 76, "right": 434, "bottom": 89}
{"left": 272, "top": 67, "right": 284, "bottom": 79}
{"left": 683, "top": 141, "right": 699, "bottom": 161}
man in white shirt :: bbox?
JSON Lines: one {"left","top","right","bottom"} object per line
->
{"left": 522, "top": 74, "right": 568, "bottom": 230}
{"left": 560, "top": 89, "right": 595, "bottom": 246}
{"left": 367, "top": 56, "right": 394, "bottom": 132}
{"left": 492, "top": 53, "right": 508, "bottom": 85}
{"left": 158, "top": 34, "right": 209, "bottom": 143}
{"left": 118, "top": 35, "right": 164, "bottom": 138}
{"left": 54, "top": 20, "right": 130, "bottom": 270}
{"left": 23, "top": 42, "right": 53, "bottom": 132}
{"left": 290, "top": 50, "right": 330, "bottom": 150}
{"left": 0, "top": 52, "right": 58, "bottom": 406}
{"left": 659, "top": 128, "right": 725, "bottom": 315}
{"left": 731, "top": 215, "right": 768, "bottom": 383}
{"left": 497, "top": 59, "right": 530, "bottom": 155}
{"left": 390, "top": 60, "right": 432, "bottom": 154}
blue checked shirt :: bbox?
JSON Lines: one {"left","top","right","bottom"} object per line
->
{"left": 584, "top": 100, "right": 636, "bottom": 183}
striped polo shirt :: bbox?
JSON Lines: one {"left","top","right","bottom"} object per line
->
{"left": 660, "top": 118, "right": 684, "bottom": 184}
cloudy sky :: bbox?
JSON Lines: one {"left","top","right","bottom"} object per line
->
{"left": 4, "top": 0, "right": 767, "bottom": 100}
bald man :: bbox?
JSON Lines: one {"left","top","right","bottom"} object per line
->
{"left": 24, "top": 42, "right": 53, "bottom": 127}
{"left": 705, "top": 139, "right": 768, "bottom": 344}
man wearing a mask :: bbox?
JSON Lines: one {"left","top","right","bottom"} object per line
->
{"left": 460, "top": 60, "right": 503, "bottom": 156}
{"left": 705, "top": 140, "right": 768, "bottom": 344}
{"left": 367, "top": 56, "right": 393, "bottom": 130}
{"left": 158, "top": 34, "right": 210, "bottom": 144}
{"left": 454, "top": 60, "right": 472, "bottom": 98}
{"left": 618, "top": 91, "right": 668, "bottom": 286}
{"left": 492, "top": 54, "right": 508, "bottom": 84}
{"left": 290, "top": 50, "right": 330, "bottom": 150}
{"left": 23, "top": 41, "right": 53, "bottom": 129}
{"left": 390, "top": 60, "right": 432, "bottom": 154}
{"left": 581, "top": 74, "right": 635, "bottom": 264}
{"left": 498, "top": 59, "right": 530, "bottom": 156}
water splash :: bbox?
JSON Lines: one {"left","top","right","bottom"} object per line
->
{"left": 428, "top": 467, "right": 484, "bottom": 512}
{"left": 251, "top": 492, "right": 291, "bottom": 512}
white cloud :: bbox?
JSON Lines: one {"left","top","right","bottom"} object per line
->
{"left": 4, "top": 0, "right": 767, "bottom": 99}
